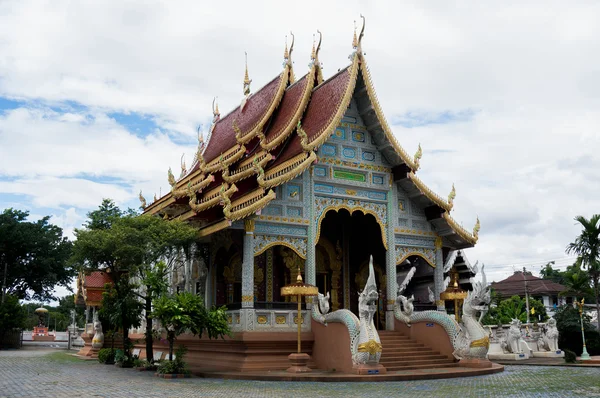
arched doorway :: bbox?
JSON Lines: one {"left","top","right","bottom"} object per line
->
{"left": 317, "top": 209, "right": 387, "bottom": 329}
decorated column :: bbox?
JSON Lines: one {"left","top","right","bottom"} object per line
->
{"left": 434, "top": 237, "right": 445, "bottom": 311}
{"left": 385, "top": 186, "right": 397, "bottom": 330}
{"left": 241, "top": 219, "right": 255, "bottom": 330}
{"left": 304, "top": 169, "right": 316, "bottom": 286}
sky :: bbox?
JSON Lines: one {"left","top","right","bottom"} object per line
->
{"left": 1, "top": 0, "right": 599, "bottom": 301}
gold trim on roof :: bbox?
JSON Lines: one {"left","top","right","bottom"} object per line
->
{"left": 198, "top": 219, "right": 232, "bottom": 238}
{"left": 442, "top": 212, "right": 478, "bottom": 245}
{"left": 222, "top": 188, "right": 277, "bottom": 222}
{"left": 300, "top": 55, "right": 360, "bottom": 152}
{"left": 260, "top": 67, "right": 316, "bottom": 151}
{"left": 222, "top": 152, "right": 272, "bottom": 184}
{"left": 407, "top": 171, "right": 452, "bottom": 211}
{"left": 235, "top": 66, "right": 290, "bottom": 145}
{"left": 396, "top": 252, "right": 435, "bottom": 268}
{"left": 189, "top": 183, "right": 238, "bottom": 213}
{"left": 173, "top": 174, "right": 214, "bottom": 199}
{"left": 205, "top": 144, "right": 246, "bottom": 172}
{"left": 359, "top": 58, "right": 419, "bottom": 171}
{"left": 259, "top": 151, "right": 316, "bottom": 189}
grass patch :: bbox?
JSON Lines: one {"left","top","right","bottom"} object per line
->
{"left": 45, "top": 351, "right": 89, "bottom": 363}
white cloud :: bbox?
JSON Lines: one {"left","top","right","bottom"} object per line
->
{"left": 0, "top": 0, "right": 599, "bottom": 289}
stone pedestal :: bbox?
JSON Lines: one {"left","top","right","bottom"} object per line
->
{"left": 286, "top": 353, "right": 312, "bottom": 373}
{"left": 459, "top": 358, "right": 493, "bottom": 368}
{"left": 352, "top": 363, "right": 387, "bottom": 375}
{"left": 487, "top": 352, "right": 530, "bottom": 361}
{"left": 532, "top": 350, "right": 564, "bottom": 358}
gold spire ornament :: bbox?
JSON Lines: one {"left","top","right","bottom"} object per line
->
{"left": 284, "top": 35, "right": 289, "bottom": 60}
{"left": 448, "top": 184, "right": 456, "bottom": 208}
{"left": 168, "top": 167, "right": 176, "bottom": 188}
{"left": 138, "top": 190, "right": 147, "bottom": 209}
{"left": 413, "top": 143, "right": 422, "bottom": 170}
{"left": 352, "top": 20, "right": 358, "bottom": 49}
{"left": 180, "top": 154, "right": 187, "bottom": 178}
{"left": 473, "top": 217, "right": 480, "bottom": 241}
{"left": 288, "top": 31, "right": 296, "bottom": 82}
{"left": 243, "top": 52, "right": 252, "bottom": 96}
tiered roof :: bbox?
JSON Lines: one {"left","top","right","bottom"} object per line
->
{"left": 74, "top": 271, "right": 113, "bottom": 307}
{"left": 491, "top": 271, "right": 567, "bottom": 298}
{"left": 142, "top": 18, "right": 479, "bottom": 249}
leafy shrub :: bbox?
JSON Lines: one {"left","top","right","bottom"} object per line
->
{"left": 555, "top": 305, "right": 600, "bottom": 355}
{"left": 97, "top": 348, "right": 116, "bottom": 364}
{"left": 157, "top": 346, "right": 189, "bottom": 375}
{"left": 564, "top": 349, "right": 576, "bottom": 363}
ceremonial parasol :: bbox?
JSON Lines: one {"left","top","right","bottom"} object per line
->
{"left": 280, "top": 266, "right": 318, "bottom": 373}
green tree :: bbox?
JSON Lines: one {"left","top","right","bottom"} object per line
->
{"left": 560, "top": 261, "right": 594, "bottom": 301}
{"left": 0, "top": 295, "right": 27, "bottom": 345}
{"left": 71, "top": 199, "right": 197, "bottom": 360}
{"left": 566, "top": 214, "right": 600, "bottom": 330}
{"left": 152, "top": 292, "right": 230, "bottom": 361}
{"left": 0, "top": 209, "right": 73, "bottom": 302}
{"left": 554, "top": 304, "right": 600, "bottom": 355}
{"left": 99, "top": 282, "right": 143, "bottom": 352}
{"left": 482, "top": 295, "right": 548, "bottom": 325}
{"left": 539, "top": 261, "right": 565, "bottom": 285}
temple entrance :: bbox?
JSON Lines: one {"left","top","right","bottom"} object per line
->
{"left": 317, "top": 209, "right": 387, "bottom": 329}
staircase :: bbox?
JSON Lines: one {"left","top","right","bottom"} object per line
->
{"left": 378, "top": 330, "right": 458, "bottom": 372}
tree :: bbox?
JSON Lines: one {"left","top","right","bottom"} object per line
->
{"left": 554, "top": 304, "right": 600, "bottom": 355}
{"left": 0, "top": 295, "right": 27, "bottom": 345}
{"left": 482, "top": 295, "right": 548, "bottom": 325}
{"left": 566, "top": 214, "right": 600, "bottom": 330}
{"left": 539, "top": 261, "right": 565, "bottom": 285}
{"left": 0, "top": 209, "right": 73, "bottom": 302}
{"left": 560, "top": 261, "right": 594, "bottom": 301}
{"left": 71, "top": 199, "right": 198, "bottom": 360}
{"left": 151, "top": 292, "right": 229, "bottom": 361}
{"left": 99, "top": 282, "right": 142, "bottom": 352}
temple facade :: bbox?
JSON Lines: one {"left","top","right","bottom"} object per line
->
{"left": 142, "top": 25, "right": 480, "bottom": 335}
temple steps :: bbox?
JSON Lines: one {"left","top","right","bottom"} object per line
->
{"left": 378, "top": 330, "right": 458, "bottom": 372}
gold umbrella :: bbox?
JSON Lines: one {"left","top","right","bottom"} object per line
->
{"left": 440, "top": 269, "right": 468, "bottom": 322}
{"left": 280, "top": 266, "right": 318, "bottom": 373}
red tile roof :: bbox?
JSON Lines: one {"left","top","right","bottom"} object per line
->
{"left": 491, "top": 271, "right": 566, "bottom": 297}
{"left": 84, "top": 272, "right": 112, "bottom": 288}
{"left": 202, "top": 74, "right": 284, "bottom": 164}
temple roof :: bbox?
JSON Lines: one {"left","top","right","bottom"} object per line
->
{"left": 491, "top": 271, "right": 567, "bottom": 297}
{"left": 142, "top": 23, "right": 479, "bottom": 249}
{"left": 74, "top": 271, "right": 113, "bottom": 307}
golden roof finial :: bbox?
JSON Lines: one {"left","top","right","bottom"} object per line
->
{"left": 243, "top": 52, "right": 252, "bottom": 96}
{"left": 473, "top": 216, "right": 480, "bottom": 240}
{"left": 212, "top": 97, "right": 220, "bottom": 120}
{"left": 311, "top": 34, "right": 316, "bottom": 60}
{"left": 358, "top": 14, "right": 366, "bottom": 50}
{"left": 315, "top": 30, "right": 322, "bottom": 60}
{"left": 296, "top": 266, "right": 303, "bottom": 282}
{"left": 284, "top": 35, "right": 289, "bottom": 60}
{"left": 448, "top": 183, "right": 456, "bottom": 206}
{"left": 352, "top": 20, "right": 358, "bottom": 49}
{"left": 413, "top": 143, "right": 422, "bottom": 170}
{"left": 138, "top": 190, "right": 147, "bottom": 209}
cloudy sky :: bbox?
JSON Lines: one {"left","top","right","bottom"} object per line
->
{"left": 1, "top": 0, "right": 599, "bottom": 298}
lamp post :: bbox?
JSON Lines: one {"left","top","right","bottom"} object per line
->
{"left": 576, "top": 299, "right": 591, "bottom": 361}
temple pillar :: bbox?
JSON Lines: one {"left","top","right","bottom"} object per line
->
{"left": 241, "top": 219, "right": 255, "bottom": 331}
{"left": 434, "top": 237, "right": 445, "bottom": 311}
{"left": 305, "top": 170, "right": 316, "bottom": 286}
{"left": 385, "top": 186, "right": 397, "bottom": 331}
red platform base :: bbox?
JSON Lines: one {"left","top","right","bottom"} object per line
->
{"left": 287, "top": 353, "right": 312, "bottom": 373}
{"left": 352, "top": 363, "right": 387, "bottom": 375}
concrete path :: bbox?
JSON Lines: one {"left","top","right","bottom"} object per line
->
{"left": 1, "top": 347, "right": 599, "bottom": 397}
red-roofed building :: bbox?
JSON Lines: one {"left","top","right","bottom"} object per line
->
{"left": 491, "top": 271, "right": 575, "bottom": 316}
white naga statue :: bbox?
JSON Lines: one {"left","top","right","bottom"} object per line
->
{"left": 91, "top": 313, "right": 104, "bottom": 349}
{"left": 312, "top": 255, "right": 382, "bottom": 366}
{"left": 537, "top": 318, "right": 560, "bottom": 352}
{"left": 453, "top": 265, "right": 492, "bottom": 359}
{"left": 394, "top": 266, "right": 416, "bottom": 326}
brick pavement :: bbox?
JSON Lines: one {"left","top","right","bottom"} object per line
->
{"left": 0, "top": 349, "right": 599, "bottom": 397}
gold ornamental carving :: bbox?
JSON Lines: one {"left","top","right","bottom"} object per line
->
{"left": 257, "top": 315, "right": 268, "bottom": 324}
{"left": 293, "top": 315, "right": 304, "bottom": 325}
{"left": 357, "top": 339, "right": 383, "bottom": 355}
{"left": 244, "top": 218, "right": 255, "bottom": 233}
{"left": 470, "top": 335, "right": 490, "bottom": 348}
{"left": 275, "top": 316, "right": 286, "bottom": 324}
{"left": 241, "top": 295, "right": 254, "bottom": 303}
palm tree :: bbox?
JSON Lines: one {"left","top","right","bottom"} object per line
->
{"left": 566, "top": 214, "right": 600, "bottom": 329}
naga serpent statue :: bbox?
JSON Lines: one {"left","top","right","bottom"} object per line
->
{"left": 452, "top": 264, "right": 492, "bottom": 359}
{"left": 312, "top": 255, "right": 382, "bottom": 366}
{"left": 394, "top": 266, "right": 416, "bottom": 326}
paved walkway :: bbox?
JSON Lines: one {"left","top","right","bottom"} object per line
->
{"left": 1, "top": 348, "right": 599, "bottom": 397}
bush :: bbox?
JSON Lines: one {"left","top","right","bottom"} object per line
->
{"left": 97, "top": 348, "right": 116, "bottom": 364}
{"left": 157, "top": 346, "right": 189, "bottom": 375}
{"left": 564, "top": 349, "right": 576, "bottom": 363}
{"left": 555, "top": 305, "right": 600, "bottom": 355}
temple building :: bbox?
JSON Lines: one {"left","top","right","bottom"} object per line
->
{"left": 142, "top": 25, "right": 480, "bottom": 336}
